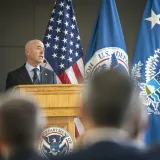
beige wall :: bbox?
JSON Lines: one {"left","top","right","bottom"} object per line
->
{"left": 0, "top": 0, "right": 146, "bottom": 91}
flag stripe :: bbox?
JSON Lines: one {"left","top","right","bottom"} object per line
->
{"left": 72, "top": 63, "right": 83, "bottom": 83}
{"left": 65, "top": 67, "right": 78, "bottom": 84}
{"left": 75, "top": 122, "right": 79, "bottom": 138}
{"left": 56, "top": 75, "right": 62, "bottom": 84}
{"left": 58, "top": 72, "right": 71, "bottom": 84}
{"left": 74, "top": 117, "right": 85, "bottom": 135}
{"left": 76, "top": 58, "right": 84, "bottom": 77}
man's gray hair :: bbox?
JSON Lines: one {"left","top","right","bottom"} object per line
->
{"left": 0, "top": 90, "right": 46, "bottom": 147}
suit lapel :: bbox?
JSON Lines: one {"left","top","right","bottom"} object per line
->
{"left": 18, "top": 64, "right": 33, "bottom": 84}
{"left": 40, "top": 66, "right": 47, "bottom": 84}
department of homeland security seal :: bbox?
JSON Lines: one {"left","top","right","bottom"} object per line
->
{"left": 39, "top": 127, "right": 74, "bottom": 159}
{"left": 132, "top": 49, "right": 160, "bottom": 115}
{"left": 85, "top": 47, "right": 128, "bottom": 80}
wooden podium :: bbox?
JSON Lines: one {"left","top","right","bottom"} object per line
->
{"left": 13, "top": 84, "right": 83, "bottom": 139}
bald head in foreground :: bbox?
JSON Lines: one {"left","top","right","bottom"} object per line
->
{"left": 54, "top": 70, "right": 147, "bottom": 160}
{"left": 5, "top": 39, "right": 56, "bottom": 90}
{"left": 0, "top": 90, "right": 46, "bottom": 160}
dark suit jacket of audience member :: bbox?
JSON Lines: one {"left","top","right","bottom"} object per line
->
{"left": 143, "top": 144, "right": 160, "bottom": 160}
{"left": 0, "top": 154, "right": 4, "bottom": 160}
{"left": 54, "top": 141, "right": 146, "bottom": 160}
{"left": 5, "top": 64, "right": 56, "bottom": 90}
{"left": 8, "top": 148, "right": 45, "bottom": 160}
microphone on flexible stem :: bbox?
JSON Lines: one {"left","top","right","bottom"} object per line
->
{"left": 34, "top": 59, "right": 47, "bottom": 84}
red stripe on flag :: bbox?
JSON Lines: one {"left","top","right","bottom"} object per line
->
{"left": 75, "top": 124, "right": 79, "bottom": 138}
{"left": 72, "top": 62, "right": 83, "bottom": 83}
{"left": 58, "top": 72, "right": 71, "bottom": 84}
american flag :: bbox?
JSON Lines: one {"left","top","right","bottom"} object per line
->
{"left": 43, "top": 0, "right": 84, "bottom": 137}
{"left": 43, "top": 0, "right": 84, "bottom": 84}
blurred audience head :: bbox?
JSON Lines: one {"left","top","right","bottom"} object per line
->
{"left": 0, "top": 90, "right": 46, "bottom": 151}
{"left": 81, "top": 70, "right": 134, "bottom": 129}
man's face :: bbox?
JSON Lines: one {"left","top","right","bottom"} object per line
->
{"left": 27, "top": 41, "right": 45, "bottom": 65}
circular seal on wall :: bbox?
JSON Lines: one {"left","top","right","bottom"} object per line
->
{"left": 39, "top": 127, "right": 74, "bottom": 159}
{"left": 85, "top": 47, "right": 128, "bottom": 80}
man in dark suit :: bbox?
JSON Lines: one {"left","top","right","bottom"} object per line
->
{"left": 54, "top": 70, "right": 147, "bottom": 160}
{"left": 5, "top": 39, "right": 56, "bottom": 90}
{"left": 0, "top": 90, "right": 46, "bottom": 160}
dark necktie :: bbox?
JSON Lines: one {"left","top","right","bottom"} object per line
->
{"left": 32, "top": 68, "right": 40, "bottom": 84}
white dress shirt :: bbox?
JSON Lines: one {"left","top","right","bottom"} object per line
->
{"left": 82, "top": 127, "right": 129, "bottom": 147}
{"left": 81, "top": 127, "right": 146, "bottom": 150}
{"left": 25, "top": 62, "right": 40, "bottom": 82}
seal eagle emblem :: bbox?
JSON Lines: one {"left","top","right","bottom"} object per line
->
{"left": 132, "top": 48, "right": 160, "bottom": 115}
{"left": 39, "top": 127, "right": 74, "bottom": 159}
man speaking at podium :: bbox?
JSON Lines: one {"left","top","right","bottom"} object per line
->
{"left": 5, "top": 39, "right": 56, "bottom": 90}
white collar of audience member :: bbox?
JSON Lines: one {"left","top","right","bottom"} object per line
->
{"left": 82, "top": 127, "right": 129, "bottom": 147}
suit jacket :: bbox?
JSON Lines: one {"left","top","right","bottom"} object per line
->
{"left": 5, "top": 64, "right": 57, "bottom": 90}
{"left": 0, "top": 154, "right": 4, "bottom": 160}
{"left": 8, "top": 148, "right": 45, "bottom": 160}
{"left": 54, "top": 141, "right": 146, "bottom": 160}
{"left": 143, "top": 144, "right": 160, "bottom": 160}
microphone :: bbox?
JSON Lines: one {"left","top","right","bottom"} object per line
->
{"left": 43, "top": 59, "right": 47, "bottom": 63}
{"left": 33, "top": 60, "right": 47, "bottom": 84}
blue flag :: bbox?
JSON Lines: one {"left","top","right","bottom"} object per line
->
{"left": 131, "top": 0, "right": 160, "bottom": 145}
{"left": 84, "top": 0, "right": 128, "bottom": 80}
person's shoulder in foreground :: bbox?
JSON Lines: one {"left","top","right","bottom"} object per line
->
{"left": 53, "top": 141, "right": 147, "bottom": 160}
{"left": 141, "top": 143, "right": 160, "bottom": 160}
